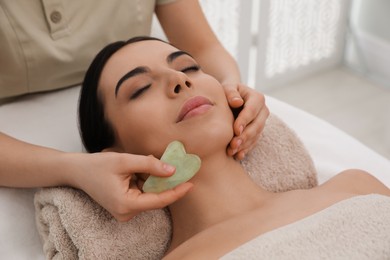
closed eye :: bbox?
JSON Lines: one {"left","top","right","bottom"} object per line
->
{"left": 130, "top": 84, "right": 151, "bottom": 100}
{"left": 181, "top": 65, "right": 200, "bottom": 73}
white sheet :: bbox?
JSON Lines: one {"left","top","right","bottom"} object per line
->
{"left": 1, "top": 86, "right": 389, "bottom": 259}
{"left": 266, "top": 96, "right": 390, "bottom": 186}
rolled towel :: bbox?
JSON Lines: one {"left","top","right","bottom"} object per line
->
{"left": 35, "top": 187, "right": 171, "bottom": 259}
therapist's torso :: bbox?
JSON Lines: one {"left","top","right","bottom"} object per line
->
{"left": 0, "top": 0, "right": 175, "bottom": 99}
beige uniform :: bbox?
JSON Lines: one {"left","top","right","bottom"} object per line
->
{"left": 0, "top": 0, "right": 176, "bottom": 98}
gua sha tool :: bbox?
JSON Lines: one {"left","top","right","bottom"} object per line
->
{"left": 142, "top": 141, "right": 201, "bottom": 193}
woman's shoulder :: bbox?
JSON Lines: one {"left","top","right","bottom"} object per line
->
{"left": 318, "top": 169, "right": 390, "bottom": 196}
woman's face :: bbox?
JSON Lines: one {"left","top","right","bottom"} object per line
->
{"left": 98, "top": 40, "right": 234, "bottom": 158}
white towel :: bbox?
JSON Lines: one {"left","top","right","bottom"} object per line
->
{"left": 221, "top": 194, "right": 390, "bottom": 259}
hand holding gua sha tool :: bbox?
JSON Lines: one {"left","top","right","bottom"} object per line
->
{"left": 143, "top": 141, "right": 201, "bottom": 193}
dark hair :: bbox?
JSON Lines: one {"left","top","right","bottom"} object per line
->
{"left": 78, "top": 36, "right": 165, "bottom": 153}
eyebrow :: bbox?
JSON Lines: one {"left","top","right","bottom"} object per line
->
{"left": 114, "top": 50, "right": 193, "bottom": 97}
{"left": 166, "top": 50, "right": 193, "bottom": 64}
{"left": 115, "top": 66, "right": 149, "bottom": 97}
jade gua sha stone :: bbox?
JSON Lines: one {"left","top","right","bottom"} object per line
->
{"left": 142, "top": 141, "right": 201, "bottom": 193}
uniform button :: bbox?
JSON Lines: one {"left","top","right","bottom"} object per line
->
{"left": 50, "top": 11, "right": 62, "bottom": 24}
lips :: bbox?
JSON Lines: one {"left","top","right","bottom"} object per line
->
{"left": 176, "top": 96, "right": 213, "bottom": 123}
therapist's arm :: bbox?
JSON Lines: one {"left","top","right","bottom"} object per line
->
{"left": 0, "top": 132, "right": 192, "bottom": 221}
{"left": 156, "top": 0, "right": 269, "bottom": 159}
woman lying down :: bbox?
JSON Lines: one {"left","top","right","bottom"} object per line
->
{"left": 78, "top": 36, "right": 390, "bottom": 259}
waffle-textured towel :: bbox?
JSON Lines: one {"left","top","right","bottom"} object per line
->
{"left": 222, "top": 194, "right": 390, "bottom": 259}
{"left": 34, "top": 114, "right": 317, "bottom": 259}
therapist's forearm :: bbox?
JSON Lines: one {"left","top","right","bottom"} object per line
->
{"left": 156, "top": 0, "right": 241, "bottom": 85}
{"left": 193, "top": 43, "right": 242, "bottom": 85}
{"left": 0, "top": 132, "right": 76, "bottom": 188}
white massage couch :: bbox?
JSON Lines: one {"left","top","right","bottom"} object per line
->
{"left": 1, "top": 85, "right": 389, "bottom": 259}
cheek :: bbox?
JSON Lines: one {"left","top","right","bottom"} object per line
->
{"left": 114, "top": 107, "right": 175, "bottom": 157}
{"left": 210, "top": 105, "right": 235, "bottom": 138}
{"left": 199, "top": 76, "right": 228, "bottom": 105}
{"left": 117, "top": 114, "right": 156, "bottom": 153}
{"left": 205, "top": 81, "right": 235, "bottom": 148}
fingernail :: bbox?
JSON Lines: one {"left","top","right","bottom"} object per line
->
{"left": 163, "top": 163, "right": 175, "bottom": 173}
{"left": 239, "top": 125, "right": 244, "bottom": 135}
{"left": 236, "top": 139, "right": 242, "bottom": 148}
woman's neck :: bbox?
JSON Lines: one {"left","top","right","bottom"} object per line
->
{"left": 168, "top": 151, "right": 271, "bottom": 250}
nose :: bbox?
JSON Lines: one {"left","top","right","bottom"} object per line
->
{"left": 166, "top": 70, "right": 192, "bottom": 97}
{"left": 173, "top": 80, "right": 191, "bottom": 94}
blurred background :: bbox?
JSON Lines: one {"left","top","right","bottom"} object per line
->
{"left": 198, "top": 0, "right": 390, "bottom": 159}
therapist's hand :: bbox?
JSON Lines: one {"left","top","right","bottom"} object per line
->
{"left": 70, "top": 152, "right": 192, "bottom": 222}
{"left": 222, "top": 83, "right": 269, "bottom": 160}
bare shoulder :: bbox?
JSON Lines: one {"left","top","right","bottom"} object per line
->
{"left": 320, "top": 169, "right": 390, "bottom": 196}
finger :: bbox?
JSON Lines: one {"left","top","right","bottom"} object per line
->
{"left": 229, "top": 103, "right": 268, "bottom": 156}
{"left": 235, "top": 149, "right": 250, "bottom": 161}
{"left": 233, "top": 93, "right": 265, "bottom": 136}
{"left": 123, "top": 154, "right": 176, "bottom": 177}
{"left": 133, "top": 182, "right": 194, "bottom": 211}
{"left": 235, "top": 109, "right": 268, "bottom": 155}
{"left": 223, "top": 83, "right": 244, "bottom": 108}
{"left": 226, "top": 137, "right": 243, "bottom": 157}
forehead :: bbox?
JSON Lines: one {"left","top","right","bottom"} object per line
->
{"left": 100, "top": 40, "right": 179, "bottom": 89}
{"left": 108, "top": 40, "right": 178, "bottom": 69}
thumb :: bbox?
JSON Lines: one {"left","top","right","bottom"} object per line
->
{"left": 222, "top": 83, "right": 244, "bottom": 108}
{"left": 136, "top": 155, "right": 176, "bottom": 178}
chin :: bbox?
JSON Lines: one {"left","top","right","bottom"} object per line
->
{"left": 181, "top": 121, "right": 233, "bottom": 158}
{"left": 171, "top": 106, "right": 234, "bottom": 157}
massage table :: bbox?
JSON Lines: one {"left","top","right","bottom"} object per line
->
{"left": 1, "top": 84, "right": 389, "bottom": 259}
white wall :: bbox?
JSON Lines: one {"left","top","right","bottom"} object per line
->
{"left": 345, "top": 0, "right": 390, "bottom": 88}
{"left": 356, "top": 0, "right": 390, "bottom": 42}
